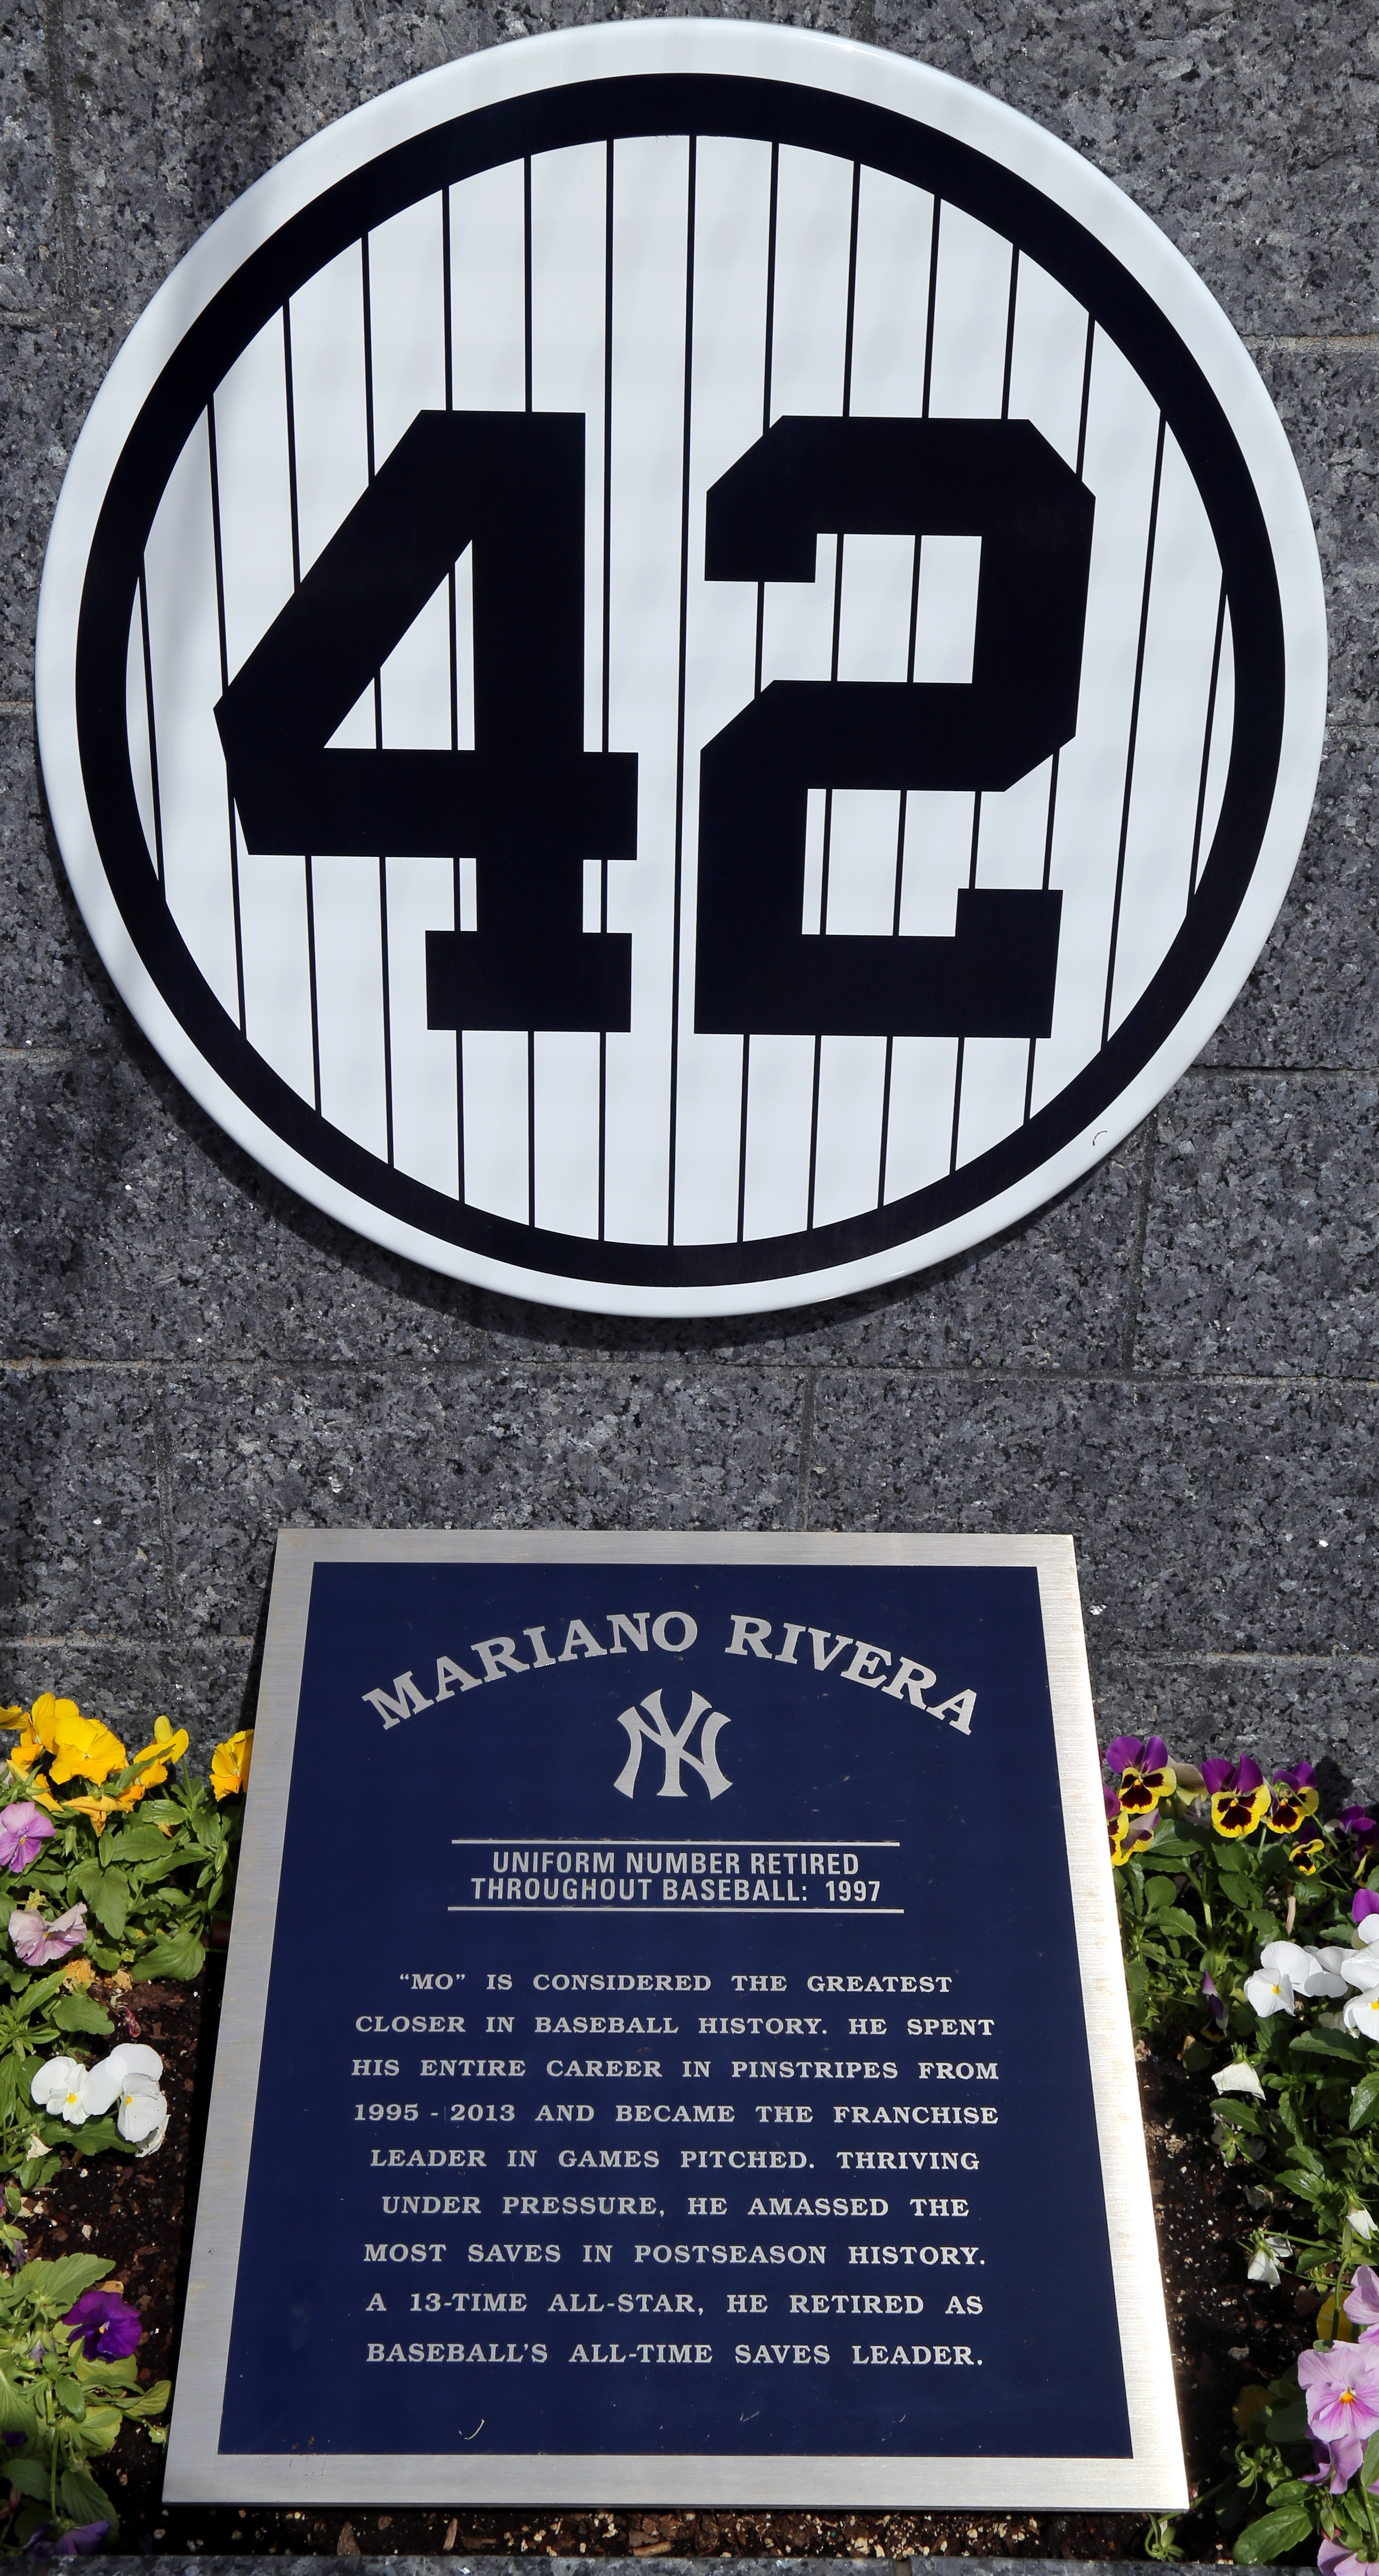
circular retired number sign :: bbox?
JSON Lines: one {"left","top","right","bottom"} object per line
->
{"left": 37, "top": 20, "right": 1325, "bottom": 1319}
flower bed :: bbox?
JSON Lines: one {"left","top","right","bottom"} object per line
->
{"left": 1106, "top": 1736, "right": 1379, "bottom": 2573}
{"left": 0, "top": 1697, "right": 1372, "bottom": 2562}
{"left": 0, "top": 1693, "right": 249, "bottom": 2554}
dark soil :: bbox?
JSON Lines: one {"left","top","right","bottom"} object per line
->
{"left": 16, "top": 1972, "right": 1305, "bottom": 2560}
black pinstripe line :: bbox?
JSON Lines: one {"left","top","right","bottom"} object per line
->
{"left": 806, "top": 157, "right": 861, "bottom": 1237}
{"left": 1000, "top": 243, "right": 1019, "bottom": 418}
{"left": 1102, "top": 408, "right": 1167, "bottom": 1051}
{"left": 1189, "top": 575, "right": 1228, "bottom": 902}
{"left": 948, "top": 229, "right": 1014, "bottom": 1176}
{"left": 360, "top": 232, "right": 396, "bottom": 1171}
{"left": 877, "top": 184, "right": 941, "bottom": 1211}
{"left": 443, "top": 184, "right": 465, "bottom": 1205}
{"left": 665, "top": 134, "right": 698, "bottom": 1248}
{"left": 205, "top": 395, "right": 247, "bottom": 1039}
{"left": 524, "top": 157, "right": 536, "bottom": 1231}
{"left": 598, "top": 138, "right": 614, "bottom": 1246}
{"left": 921, "top": 198, "right": 941, "bottom": 419}
{"left": 1024, "top": 313, "right": 1096, "bottom": 1126}
{"left": 1076, "top": 310, "right": 1096, "bottom": 479}
{"left": 281, "top": 298, "right": 322, "bottom": 1117}
{"left": 948, "top": 232, "right": 1016, "bottom": 1179}
{"left": 738, "top": 137, "right": 780, "bottom": 1247}
{"left": 137, "top": 565, "right": 164, "bottom": 890}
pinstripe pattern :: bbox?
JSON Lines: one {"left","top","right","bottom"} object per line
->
{"left": 124, "top": 135, "right": 1236, "bottom": 1257}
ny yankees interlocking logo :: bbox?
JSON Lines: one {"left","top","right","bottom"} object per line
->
{"left": 613, "top": 1690, "right": 732, "bottom": 1801}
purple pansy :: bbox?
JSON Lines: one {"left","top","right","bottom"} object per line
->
{"left": 1345, "top": 2266, "right": 1379, "bottom": 2335}
{"left": 1275, "top": 1761, "right": 1318, "bottom": 1792}
{"left": 0, "top": 1804, "right": 55, "bottom": 1874}
{"left": 1342, "top": 1809, "right": 1379, "bottom": 1845}
{"left": 1319, "top": 2536, "right": 1379, "bottom": 2576}
{"left": 1200, "top": 1755, "right": 1266, "bottom": 1797}
{"left": 9, "top": 1903, "right": 87, "bottom": 1968}
{"left": 1356, "top": 1892, "right": 1379, "bottom": 1927}
{"left": 23, "top": 2524, "right": 110, "bottom": 2559}
{"left": 1299, "top": 2341, "right": 1379, "bottom": 2452}
{"left": 1305, "top": 2430, "right": 1367, "bottom": 2494}
{"left": 62, "top": 2287, "right": 141, "bottom": 2363}
{"left": 1202, "top": 1969, "right": 1227, "bottom": 2029}
{"left": 1104, "top": 1736, "right": 1169, "bottom": 1778}
{"left": 1201, "top": 1758, "right": 1238, "bottom": 1794}
{"left": 1104, "top": 1786, "right": 1122, "bottom": 1823}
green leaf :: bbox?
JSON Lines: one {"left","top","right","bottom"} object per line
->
{"left": 17, "top": 2153, "right": 60, "bottom": 2193}
{"left": 1291, "top": 2029, "right": 1371, "bottom": 2066}
{"left": 6, "top": 2456, "right": 53, "bottom": 2501}
{"left": 55, "top": 2115, "right": 133, "bottom": 2160}
{"left": 1275, "top": 2167, "right": 1328, "bottom": 2201}
{"left": 60, "top": 2459, "right": 115, "bottom": 2523}
{"left": 1155, "top": 1907, "right": 1202, "bottom": 1939}
{"left": 131, "top": 1924, "right": 204, "bottom": 1981}
{"left": 124, "top": 2376, "right": 170, "bottom": 2419}
{"left": 1264, "top": 2397, "right": 1310, "bottom": 2445}
{"left": 0, "top": 2370, "right": 38, "bottom": 2440}
{"left": 11, "top": 1970, "right": 68, "bottom": 2023}
{"left": 50, "top": 1991, "right": 113, "bottom": 2038}
{"left": 20, "top": 2253, "right": 113, "bottom": 2310}
{"left": 1352, "top": 2070, "right": 1379, "bottom": 2131}
{"left": 1233, "top": 2506, "right": 1316, "bottom": 2562}
{"left": 101, "top": 1823, "right": 162, "bottom": 1865}
{"left": 71, "top": 2405, "right": 123, "bottom": 2458}
{"left": 73, "top": 1862, "right": 130, "bottom": 1942}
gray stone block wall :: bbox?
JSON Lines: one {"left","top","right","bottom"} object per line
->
{"left": 0, "top": 0, "right": 1375, "bottom": 1791}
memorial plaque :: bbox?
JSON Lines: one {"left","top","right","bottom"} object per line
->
{"left": 167, "top": 1532, "right": 1184, "bottom": 2507}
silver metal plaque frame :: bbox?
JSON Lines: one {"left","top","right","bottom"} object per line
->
{"left": 166, "top": 1530, "right": 1185, "bottom": 2508}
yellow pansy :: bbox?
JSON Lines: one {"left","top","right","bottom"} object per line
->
{"left": 5, "top": 1727, "right": 45, "bottom": 1778}
{"left": 131, "top": 1716, "right": 190, "bottom": 1786}
{"left": 29, "top": 1693, "right": 79, "bottom": 1755}
{"left": 41, "top": 1781, "right": 147, "bottom": 1837}
{"left": 211, "top": 1729, "right": 253, "bottom": 1800}
{"left": 40, "top": 1700, "right": 130, "bottom": 1787}
{"left": 1211, "top": 1785, "right": 1271, "bottom": 1839}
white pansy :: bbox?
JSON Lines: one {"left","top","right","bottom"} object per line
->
{"left": 1341, "top": 1949, "right": 1379, "bottom": 1992}
{"left": 1213, "top": 2062, "right": 1266, "bottom": 2099}
{"left": 1245, "top": 1956, "right": 1296, "bottom": 2018}
{"left": 81, "top": 2043, "right": 167, "bottom": 2155}
{"left": 1294, "top": 1946, "right": 1351, "bottom": 1999}
{"left": 1343, "top": 1987, "right": 1379, "bottom": 2042}
{"left": 30, "top": 2056, "right": 106, "bottom": 2125}
{"left": 1360, "top": 1920, "right": 1379, "bottom": 1948}
{"left": 1247, "top": 2233, "right": 1293, "bottom": 2288}
{"left": 1349, "top": 2209, "right": 1377, "bottom": 2241}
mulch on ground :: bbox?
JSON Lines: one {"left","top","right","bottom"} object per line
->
{"left": 17, "top": 1968, "right": 1303, "bottom": 2559}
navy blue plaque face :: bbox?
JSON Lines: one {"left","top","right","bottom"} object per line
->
{"left": 167, "top": 1534, "right": 1184, "bottom": 2509}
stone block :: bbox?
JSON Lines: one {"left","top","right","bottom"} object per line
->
{"left": 1092, "top": 1648, "right": 1379, "bottom": 1805}
{"left": 808, "top": 1369, "right": 1379, "bottom": 1658}
{"left": 0, "top": 323, "right": 115, "bottom": 698}
{"left": 159, "top": 1362, "right": 807, "bottom": 1634}
{"left": 1201, "top": 729, "right": 1378, "bottom": 1071}
{"left": 1137, "top": 1073, "right": 1379, "bottom": 1378}
{"left": 0, "top": 0, "right": 61, "bottom": 317}
{"left": 0, "top": 1362, "right": 176, "bottom": 1643}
